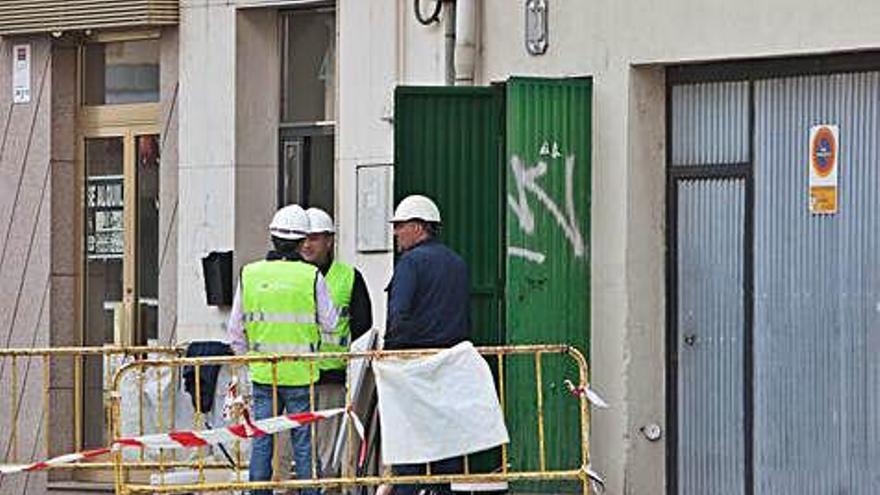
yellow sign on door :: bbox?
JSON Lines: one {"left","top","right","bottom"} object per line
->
{"left": 809, "top": 125, "right": 839, "bottom": 215}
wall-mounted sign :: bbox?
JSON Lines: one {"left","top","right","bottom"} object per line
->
{"left": 356, "top": 164, "right": 392, "bottom": 252}
{"left": 808, "top": 124, "right": 839, "bottom": 215}
{"left": 12, "top": 44, "right": 31, "bottom": 104}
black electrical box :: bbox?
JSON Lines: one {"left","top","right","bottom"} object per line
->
{"left": 202, "top": 251, "right": 233, "bottom": 306}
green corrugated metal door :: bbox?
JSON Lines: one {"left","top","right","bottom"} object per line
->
{"left": 393, "top": 86, "right": 505, "bottom": 346}
{"left": 393, "top": 78, "right": 591, "bottom": 490}
{"left": 505, "top": 77, "right": 592, "bottom": 489}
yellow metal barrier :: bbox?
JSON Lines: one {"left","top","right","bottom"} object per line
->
{"left": 110, "top": 344, "right": 594, "bottom": 494}
{"left": 0, "top": 346, "right": 181, "bottom": 476}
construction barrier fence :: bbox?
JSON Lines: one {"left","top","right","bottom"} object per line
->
{"left": 107, "top": 344, "right": 599, "bottom": 494}
{"left": 0, "top": 346, "right": 182, "bottom": 481}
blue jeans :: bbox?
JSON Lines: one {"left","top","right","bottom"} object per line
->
{"left": 250, "top": 383, "right": 317, "bottom": 495}
{"left": 391, "top": 457, "right": 464, "bottom": 495}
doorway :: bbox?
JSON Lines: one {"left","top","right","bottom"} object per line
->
{"left": 76, "top": 33, "right": 162, "bottom": 456}
{"left": 668, "top": 58, "right": 880, "bottom": 494}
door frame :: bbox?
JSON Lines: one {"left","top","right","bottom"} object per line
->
{"left": 69, "top": 30, "right": 163, "bottom": 483}
{"left": 665, "top": 75, "right": 755, "bottom": 495}
{"left": 75, "top": 98, "right": 160, "bottom": 485}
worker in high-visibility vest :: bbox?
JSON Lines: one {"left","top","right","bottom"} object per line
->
{"left": 300, "top": 207, "right": 373, "bottom": 485}
{"left": 226, "top": 204, "right": 337, "bottom": 495}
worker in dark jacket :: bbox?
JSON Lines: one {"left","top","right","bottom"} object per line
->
{"left": 384, "top": 194, "right": 470, "bottom": 495}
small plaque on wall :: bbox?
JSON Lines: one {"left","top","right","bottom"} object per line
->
{"left": 12, "top": 44, "right": 30, "bottom": 104}
{"left": 356, "top": 164, "right": 392, "bottom": 252}
{"left": 525, "top": 0, "right": 549, "bottom": 56}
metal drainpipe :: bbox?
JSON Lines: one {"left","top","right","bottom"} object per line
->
{"left": 444, "top": 0, "right": 456, "bottom": 86}
{"left": 454, "top": 0, "right": 476, "bottom": 86}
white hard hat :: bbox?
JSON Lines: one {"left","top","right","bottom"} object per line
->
{"left": 269, "top": 204, "right": 309, "bottom": 240}
{"left": 305, "top": 207, "right": 336, "bottom": 234}
{"left": 390, "top": 195, "right": 441, "bottom": 224}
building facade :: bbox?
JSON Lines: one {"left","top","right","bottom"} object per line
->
{"left": 1, "top": 0, "right": 880, "bottom": 493}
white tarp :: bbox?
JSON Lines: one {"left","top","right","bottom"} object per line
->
{"left": 373, "top": 341, "right": 509, "bottom": 464}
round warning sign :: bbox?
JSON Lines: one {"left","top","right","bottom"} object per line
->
{"left": 811, "top": 125, "right": 837, "bottom": 177}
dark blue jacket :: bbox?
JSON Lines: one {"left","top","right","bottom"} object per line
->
{"left": 385, "top": 239, "right": 470, "bottom": 349}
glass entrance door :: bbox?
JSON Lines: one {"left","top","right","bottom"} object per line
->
{"left": 81, "top": 130, "right": 159, "bottom": 450}
{"left": 135, "top": 134, "right": 160, "bottom": 345}
{"left": 84, "top": 136, "right": 126, "bottom": 348}
{"left": 83, "top": 132, "right": 159, "bottom": 346}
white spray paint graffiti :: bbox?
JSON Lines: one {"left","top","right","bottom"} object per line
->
{"left": 507, "top": 142, "right": 584, "bottom": 263}
{"left": 507, "top": 246, "right": 547, "bottom": 264}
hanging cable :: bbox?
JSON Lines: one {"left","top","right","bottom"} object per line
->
{"left": 414, "top": 0, "right": 443, "bottom": 25}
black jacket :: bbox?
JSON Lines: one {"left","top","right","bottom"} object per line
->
{"left": 384, "top": 239, "right": 470, "bottom": 350}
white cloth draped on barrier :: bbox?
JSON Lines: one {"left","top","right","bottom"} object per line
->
{"left": 373, "top": 341, "right": 509, "bottom": 464}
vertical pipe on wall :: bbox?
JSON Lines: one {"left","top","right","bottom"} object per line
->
{"left": 454, "top": 0, "right": 476, "bottom": 86}
{"left": 444, "top": 1, "right": 456, "bottom": 85}
{"left": 396, "top": 0, "right": 404, "bottom": 83}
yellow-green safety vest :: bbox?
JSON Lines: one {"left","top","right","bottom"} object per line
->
{"left": 318, "top": 261, "right": 355, "bottom": 371}
{"left": 242, "top": 259, "right": 320, "bottom": 386}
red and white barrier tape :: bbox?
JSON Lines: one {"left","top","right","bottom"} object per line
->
{"left": 0, "top": 407, "right": 354, "bottom": 475}
{"left": 563, "top": 379, "right": 609, "bottom": 409}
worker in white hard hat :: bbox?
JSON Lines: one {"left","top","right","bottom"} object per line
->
{"left": 299, "top": 207, "right": 372, "bottom": 486}
{"left": 384, "top": 194, "right": 470, "bottom": 495}
{"left": 226, "top": 204, "right": 337, "bottom": 495}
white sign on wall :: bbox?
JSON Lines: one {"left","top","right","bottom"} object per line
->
{"left": 356, "top": 164, "right": 393, "bottom": 252}
{"left": 808, "top": 124, "right": 839, "bottom": 215}
{"left": 12, "top": 44, "right": 31, "bottom": 104}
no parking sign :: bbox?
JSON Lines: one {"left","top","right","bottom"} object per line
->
{"left": 809, "top": 124, "right": 839, "bottom": 215}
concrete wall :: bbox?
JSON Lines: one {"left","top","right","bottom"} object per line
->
{"left": 178, "top": 1, "right": 289, "bottom": 344}
{"left": 178, "top": 1, "right": 238, "bottom": 343}
{"left": 159, "top": 27, "right": 180, "bottom": 345}
{"left": 479, "top": 1, "right": 880, "bottom": 492}
{"left": 234, "top": 8, "right": 279, "bottom": 271}
{"left": 0, "top": 0, "right": 854, "bottom": 490}
{"left": 47, "top": 41, "right": 77, "bottom": 485}
{"left": 0, "top": 0, "right": 866, "bottom": 490}
{"left": 0, "top": 35, "right": 53, "bottom": 494}
{"left": 336, "top": 0, "right": 399, "bottom": 328}
{"left": 0, "top": 25, "right": 179, "bottom": 492}
{"left": 335, "top": 1, "right": 880, "bottom": 493}
{"left": 169, "top": 0, "right": 880, "bottom": 492}
{"left": 623, "top": 66, "right": 667, "bottom": 495}
{"left": 176, "top": 0, "right": 440, "bottom": 349}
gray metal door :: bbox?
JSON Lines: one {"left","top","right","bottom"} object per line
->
{"left": 670, "top": 81, "right": 751, "bottom": 495}
{"left": 674, "top": 179, "right": 746, "bottom": 495}
{"left": 753, "top": 71, "right": 880, "bottom": 494}
{"left": 671, "top": 69, "right": 880, "bottom": 495}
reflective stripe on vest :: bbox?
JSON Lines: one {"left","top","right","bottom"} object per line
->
{"left": 319, "top": 306, "right": 350, "bottom": 341}
{"left": 243, "top": 312, "right": 316, "bottom": 324}
{"left": 248, "top": 342, "right": 316, "bottom": 354}
{"left": 319, "top": 261, "right": 355, "bottom": 371}
{"left": 242, "top": 259, "right": 320, "bottom": 386}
